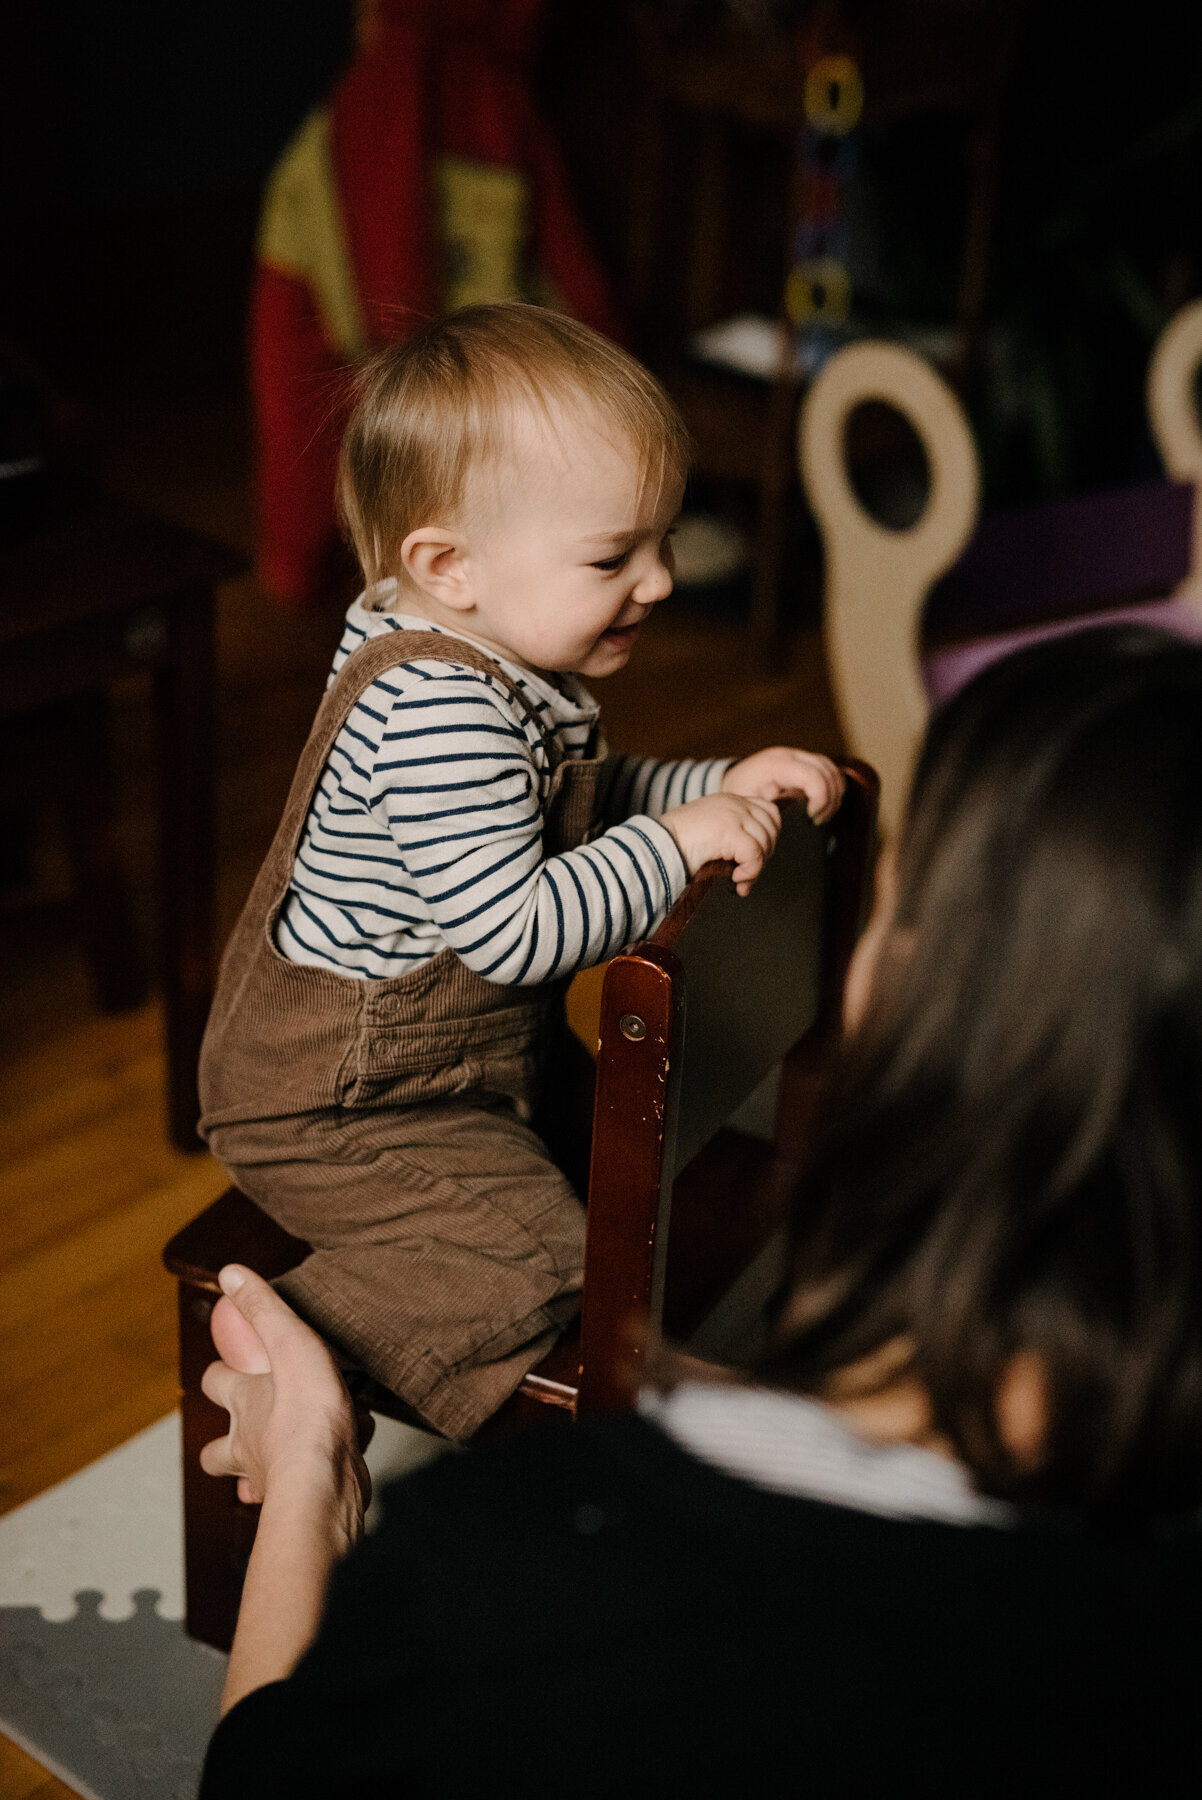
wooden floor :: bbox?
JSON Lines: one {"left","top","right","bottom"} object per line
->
{"left": 0, "top": 388, "right": 842, "bottom": 1798}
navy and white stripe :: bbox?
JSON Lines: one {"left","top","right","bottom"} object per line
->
{"left": 277, "top": 590, "right": 732, "bottom": 985}
{"left": 639, "top": 1384, "right": 1015, "bottom": 1527}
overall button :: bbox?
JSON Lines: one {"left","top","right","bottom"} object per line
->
{"left": 378, "top": 994, "right": 401, "bottom": 1015}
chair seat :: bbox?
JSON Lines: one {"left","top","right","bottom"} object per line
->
{"left": 922, "top": 590, "right": 1202, "bottom": 711}
{"left": 165, "top": 1122, "right": 787, "bottom": 1429}
{"left": 164, "top": 1188, "right": 310, "bottom": 1289}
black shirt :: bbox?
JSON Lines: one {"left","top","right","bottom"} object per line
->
{"left": 201, "top": 1413, "right": 1202, "bottom": 1797}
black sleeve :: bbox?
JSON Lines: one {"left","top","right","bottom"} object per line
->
{"left": 198, "top": 1460, "right": 454, "bottom": 1799}
{"left": 201, "top": 1680, "right": 344, "bottom": 1800}
{"left": 194, "top": 1419, "right": 668, "bottom": 1796}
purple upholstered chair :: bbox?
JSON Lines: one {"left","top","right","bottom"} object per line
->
{"left": 800, "top": 303, "right": 1202, "bottom": 831}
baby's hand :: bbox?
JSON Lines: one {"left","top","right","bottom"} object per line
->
{"left": 722, "top": 747, "right": 844, "bottom": 824}
{"left": 662, "top": 792, "right": 781, "bottom": 896}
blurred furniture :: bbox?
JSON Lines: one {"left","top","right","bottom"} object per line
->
{"left": 0, "top": 494, "right": 245, "bottom": 1149}
{"left": 164, "top": 763, "right": 878, "bottom": 1650}
{"left": 801, "top": 299, "right": 1202, "bottom": 831}
{"left": 625, "top": 1, "right": 1017, "bottom": 656}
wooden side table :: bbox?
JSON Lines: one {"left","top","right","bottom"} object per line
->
{"left": 0, "top": 494, "right": 246, "bottom": 1151}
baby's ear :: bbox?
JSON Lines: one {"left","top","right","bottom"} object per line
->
{"left": 400, "top": 525, "right": 473, "bottom": 610}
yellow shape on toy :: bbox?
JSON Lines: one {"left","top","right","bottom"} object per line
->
{"left": 437, "top": 158, "right": 531, "bottom": 312}
{"left": 257, "top": 108, "right": 369, "bottom": 361}
{"left": 786, "top": 258, "right": 852, "bottom": 327}
{"left": 803, "top": 55, "right": 864, "bottom": 136}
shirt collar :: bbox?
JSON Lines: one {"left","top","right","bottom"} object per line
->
{"left": 639, "top": 1382, "right": 1015, "bottom": 1528}
{"left": 351, "top": 584, "right": 599, "bottom": 728}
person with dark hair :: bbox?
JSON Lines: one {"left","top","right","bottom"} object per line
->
{"left": 199, "top": 628, "right": 1202, "bottom": 1797}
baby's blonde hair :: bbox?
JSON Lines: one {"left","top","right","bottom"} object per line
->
{"left": 337, "top": 303, "right": 690, "bottom": 588}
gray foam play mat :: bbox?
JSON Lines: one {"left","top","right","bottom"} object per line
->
{"left": 0, "top": 1412, "right": 440, "bottom": 1798}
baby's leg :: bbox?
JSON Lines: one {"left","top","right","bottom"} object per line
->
{"left": 225, "top": 1094, "right": 586, "bottom": 1440}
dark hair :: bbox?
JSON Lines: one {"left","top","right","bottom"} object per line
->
{"left": 761, "top": 627, "right": 1202, "bottom": 1519}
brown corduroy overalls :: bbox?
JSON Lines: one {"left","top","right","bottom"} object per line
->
{"left": 198, "top": 630, "right": 603, "bottom": 1438}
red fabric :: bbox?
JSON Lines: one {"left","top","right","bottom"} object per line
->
{"left": 254, "top": 0, "right": 622, "bottom": 606}
{"left": 249, "top": 263, "right": 354, "bottom": 603}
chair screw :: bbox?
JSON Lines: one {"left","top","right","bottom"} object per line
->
{"left": 619, "top": 1013, "right": 647, "bottom": 1041}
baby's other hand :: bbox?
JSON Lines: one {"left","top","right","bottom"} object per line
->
{"left": 722, "top": 748, "right": 844, "bottom": 824}
{"left": 662, "top": 791, "right": 781, "bottom": 896}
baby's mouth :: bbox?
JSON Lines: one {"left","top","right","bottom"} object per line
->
{"left": 603, "top": 619, "right": 641, "bottom": 641}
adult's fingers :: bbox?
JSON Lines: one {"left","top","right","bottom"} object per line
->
{"left": 199, "top": 1431, "right": 235, "bottom": 1478}
{"left": 210, "top": 1293, "right": 271, "bottom": 1375}
{"left": 198, "top": 1431, "right": 264, "bottom": 1503}
{"left": 217, "top": 1265, "right": 333, "bottom": 1374}
{"left": 201, "top": 1356, "right": 244, "bottom": 1411}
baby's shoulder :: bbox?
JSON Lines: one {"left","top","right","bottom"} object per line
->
{"left": 366, "top": 654, "right": 528, "bottom": 724}
{"left": 338, "top": 657, "right": 535, "bottom": 775}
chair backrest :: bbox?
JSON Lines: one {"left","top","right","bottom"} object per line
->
{"left": 800, "top": 342, "right": 978, "bottom": 833}
{"left": 802, "top": 300, "right": 1202, "bottom": 833}
{"left": 576, "top": 761, "right": 877, "bottom": 1412}
{"left": 1148, "top": 297, "right": 1202, "bottom": 549}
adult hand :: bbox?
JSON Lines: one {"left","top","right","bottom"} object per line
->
{"left": 200, "top": 1266, "right": 372, "bottom": 1716}
{"left": 200, "top": 1264, "right": 369, "bottom": 1533}
{"left": 723, "top": 747, "right": 844, "bottom": 823}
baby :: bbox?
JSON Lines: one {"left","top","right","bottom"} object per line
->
{"left": 199, "top": 303, "right": 842, "bottom": 1438}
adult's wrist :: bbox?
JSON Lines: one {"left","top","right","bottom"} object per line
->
{"left": 219, "top": 1468, "right": 362, "bottom": 1718}
{"left": 261, "top": 1444, "right": 366, "bottom": 1556}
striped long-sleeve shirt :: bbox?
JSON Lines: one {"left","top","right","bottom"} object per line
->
{"left": 276, "top": 595, "right": 733, "bottom": 985}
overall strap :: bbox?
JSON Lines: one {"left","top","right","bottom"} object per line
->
{"left": 270, "top": 629, "right": 561, "bottom": 877}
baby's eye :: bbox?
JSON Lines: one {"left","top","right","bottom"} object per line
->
{"left": 591, "top": 551, "right": 629, "bottom": 573}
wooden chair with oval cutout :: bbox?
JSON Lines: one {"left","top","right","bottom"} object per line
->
{"left": 801, "top": 300, "right": 1202, "bottom": 833}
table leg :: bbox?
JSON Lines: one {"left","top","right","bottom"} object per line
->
{"left": 749, "top": 375, "right": 803, "bottom": 666}
{"left": 154, "top": 585, "right": 216, "bottom": 1152}
{"left": 56, "top": 691, "right": 150, "bottom": 1012}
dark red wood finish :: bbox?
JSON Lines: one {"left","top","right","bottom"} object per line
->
{"left": 177, "top": 1279, "right": 262, "bottom": 1650}
{"left": 576, "top": 946, "right": 680, "bottom": 1413}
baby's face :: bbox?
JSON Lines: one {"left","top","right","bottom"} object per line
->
{"left": 459, "top": 404, "right": 682, "bottom": 679}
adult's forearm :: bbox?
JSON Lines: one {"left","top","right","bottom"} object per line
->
{"left": 220, "top": 1477, "right": 360, "bottom": 1717}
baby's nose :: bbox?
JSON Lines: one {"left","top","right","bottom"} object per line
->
{"left": 637, "top": 557, "right": 674, "bottom": 605}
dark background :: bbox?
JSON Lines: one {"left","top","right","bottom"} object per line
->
{"left": 2, "top": 1, "right": 1201, "bottom": 508}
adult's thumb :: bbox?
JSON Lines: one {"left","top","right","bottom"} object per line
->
{"left": 217, "top": 1264, "right": 309, "bottom": 1359}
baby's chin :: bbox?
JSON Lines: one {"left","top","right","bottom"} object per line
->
{"left": 578, "top": 625, "right": 641, "bottom": 676}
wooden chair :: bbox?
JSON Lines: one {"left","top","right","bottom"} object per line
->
{"left": 800, "top": 300, "right": 1202, "bottom": 833}
{"left": 164, "top": 761, "right": 878, "bottom": 1651}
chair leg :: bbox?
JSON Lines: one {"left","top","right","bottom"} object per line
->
{"left": 178, "top": 1278, "right": 259, "bottom": 1653}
